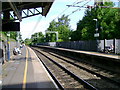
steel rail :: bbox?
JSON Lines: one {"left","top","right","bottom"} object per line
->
{"left": 46, "top": 51, "right": 120, "bottom": 86}
{"left": 33, "top": 49, "right": 64, "bottom": 89}
{"left": 32, "top": 47, "right": 97, "bottom": 90}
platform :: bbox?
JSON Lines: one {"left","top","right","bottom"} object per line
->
{"left": 2, "top": 46, "right": 57, "bottom": 89}
{"left": 36, "top": 45, "right": 120, "bottom": 60}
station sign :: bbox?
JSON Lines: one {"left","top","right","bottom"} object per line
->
{"left": 2, "top": 22, "right": 20, "bottom": 31}
{"left": 94, "top": 33, "right": 99, "bottom": 37}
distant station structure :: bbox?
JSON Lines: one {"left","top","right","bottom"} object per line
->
{"left": 2, "top": 0, "right": 54, "bottom": 31}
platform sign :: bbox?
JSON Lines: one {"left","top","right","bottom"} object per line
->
{"left": 94, "top": 33, "right": 99, "bottom": 37}
{"left": 2, "top": 22, "right": 20, "bottom": 31}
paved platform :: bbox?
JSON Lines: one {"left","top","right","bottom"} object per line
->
{"left": 37, "top": 45, "right": 120, "bottom": 60}
{"left": 2, "top": 46, "right": 57, "bottom": 89}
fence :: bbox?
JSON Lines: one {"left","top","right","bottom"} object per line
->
{"left": 0, "top": 41, "right": 20, "bottom": 62}
{"left": 37, "top": 39, "right": 120, "bottom": 54}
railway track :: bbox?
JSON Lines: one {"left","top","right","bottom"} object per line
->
{"left": 32, "top": 47, "right": 120, "bottom": 89}
{"left": 32, "top": 47, "right": 96, "bottom": 89}
{"left": 39, "top": 47, "right": 120, "bottom": 85}
{"left": 42, "top": 48, "right": 120, "bottom": 85}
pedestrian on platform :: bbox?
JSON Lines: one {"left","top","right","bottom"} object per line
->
{"left": 13, "top": 46, "right": 18, "bottom": 55}
{"left": 17, "top": 47, "right": 22, "bottom": 55}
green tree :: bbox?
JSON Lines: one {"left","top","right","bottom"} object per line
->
{"left": 47, "top": 14, "right": 72, "bottom": 42}
{"left": 37, "top": 32, "right": 45, "bottom": 43}
{"left": 74, "top": 1, "right": 120, "bottom": 40}
{"left": 1, "top": 31, "right": 19, "bottom": 40}
{"left": 24, "top": 38, "right": 31, "bottom": 45}
{"left": 31, "top": 32, "right": 45, "bottom": 44}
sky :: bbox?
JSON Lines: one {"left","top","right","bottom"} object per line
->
{"left": 20, "top": 0, "right": 119, "bottom": 40}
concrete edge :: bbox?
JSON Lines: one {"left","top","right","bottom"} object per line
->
{"left": 27, "top": 46, "right": 59, "bottom": 89}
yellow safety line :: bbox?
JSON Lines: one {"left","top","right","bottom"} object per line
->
{"left": 22, "top": 47, "right": 28, "bottom": 90}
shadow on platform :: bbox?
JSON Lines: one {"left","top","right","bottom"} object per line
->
{"left": 2, "top": 81, "right": 57, "bottom": 90}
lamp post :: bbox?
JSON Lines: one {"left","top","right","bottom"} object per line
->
{"left": 93, "top": 19, "right": 99, "bottom": 52}
{"left": 93, "top": 19, "right": 98, "bottom": 34}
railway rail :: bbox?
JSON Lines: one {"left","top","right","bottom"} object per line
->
{"left": 32, "top": 47, "right": 97, "bottom": 89}
{"left": 31, "top": 47, "right": 120, "bottom": 89}
{"left": 43, "top": 48, "right": 120, "bottom": 85}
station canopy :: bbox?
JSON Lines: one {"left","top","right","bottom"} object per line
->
{"left": 2, "top": 0, "right": 54, "bottom": 22}
{"left": 2, "top": 0, "right": 54, "bottom": 31}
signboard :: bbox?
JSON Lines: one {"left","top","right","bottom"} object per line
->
{"left": 2, "top": 22, "right": 20, "bottom": 31}
{"left": 94, "top": 33, "right": 99, "bottom": 37}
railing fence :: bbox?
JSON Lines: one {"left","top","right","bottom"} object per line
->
{"left": 37, "top": 39, "right": 120, "bottom": 54}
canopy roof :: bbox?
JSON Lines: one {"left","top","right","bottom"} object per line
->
{"left": 2, "top": 1, "right": 54, "bottom": 21}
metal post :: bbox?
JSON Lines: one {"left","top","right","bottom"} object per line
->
{"left": 16, "top": 31, "right": 19, "bottom": 47}
{"left": 96, "top": 19, "right": 98, "bottom": 52}
{"left": 113, "top": 38, "right": 116, "bottom": 53}
{"left": 56, "top": 32, "right": 58, "bottom": 41}
{"left": 104, "top": 39, "right": 106, "bottom": 53}
{"left": 93, "top": 19, "right": 99, "bottom": 52}
{"left": 7, "top": 32, "right": 10, "bottom": 61}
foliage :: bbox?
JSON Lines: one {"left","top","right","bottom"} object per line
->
{"left": 31, "top": 32, "right": 45, "bottom": 44}
{"left": 24, "top": 38, "right": 32, "bottom": 45}
{"left": 46, "top": 15, "right": 72, "bottom": 42}
{"left": 72, "top": 1, "right": 120, "bottom": 41}
{"left": 1, "top": 31, "right": 22, "bottom": 41}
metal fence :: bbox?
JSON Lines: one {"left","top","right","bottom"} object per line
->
{"left": 37, "top": 39, "right": 120, "bottom": 54}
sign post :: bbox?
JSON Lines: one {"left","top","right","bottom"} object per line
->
{"left": 7, "top": 32, "right": 10, "bottom": 61}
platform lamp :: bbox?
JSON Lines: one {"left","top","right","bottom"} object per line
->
{"left": 93, "top": 19, "right": 99, "bottom": 52}
{"left": 7, "top": 32, "right": 10, "bottom": 61}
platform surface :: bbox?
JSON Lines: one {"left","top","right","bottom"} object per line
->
{"left": 38, "top": 45, "right": 120, "bottom": 60}
{"left": 2, "top": 46, "right": 57, "bottom": 89}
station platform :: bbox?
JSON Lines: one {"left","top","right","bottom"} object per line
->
{"left": 36, "top": 45, "right": 120, "bottom": 60}
{"left": 2, "top": 46, "right": 57, "bottom": 89}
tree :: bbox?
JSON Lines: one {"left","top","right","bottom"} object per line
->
{"left": 75, "top": 1, "right": 120, "bottom": 40}
{"left": 47, "top": 14, "right": 72, "bottom": 42}
{"left": 2, "top": 31, "right": 17, "bottom": 40}
{"left": 37, "top": 32, "right": 45, "bottom": 43}
{"left": 47, "top": 20, "right": 57, "bottom": 31}
{"left": 24, "top": 38, "right": 31, "bottom": 45}
{"left": 31, "top": 32, "right": 45, "bottom": 44}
